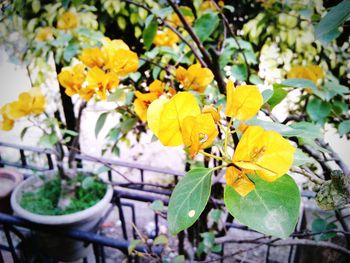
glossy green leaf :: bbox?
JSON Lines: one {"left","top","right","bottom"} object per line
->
{"left": 315, "top": 0, "right": 350, "bottom": 45}
{"left": 224, "top": 174, "right": 300, "bottom": 239}
{"left": 290, "top": 122, "right": 322, "bottom": 139}
{"left": 281, "top": 78, "right": 317, "bottom": 91}
{"left": 168, "top": 168, "right": 212, "bottom": 235}
{"left": 143, "top": 18, "right": 158, "bottom": 49}
{"left": 339, "top": 120, "right": 350, "bottom": 136}
{"left": 306, "top": 98, "right": 331, "bottom": 122}
{"left": 268, "top": 85, "right": 288, "bottom": 109}
{"left": 128, "top": 239, "right": 142, "bottom": 254}
{"left": 153, "top": 235, "right": 168, "bottom": 245}
{"left": 194, "top": 12, "right": 219, "bottom": 42}
{"left": 95, "top": 112, "right": 108, "bottom": 138}
{"left": 231, "top": 64, "right": 247, "bottom": 81}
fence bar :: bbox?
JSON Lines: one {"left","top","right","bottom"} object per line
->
{"left": 3, "top": 225, "right": 19, "bottom": 263}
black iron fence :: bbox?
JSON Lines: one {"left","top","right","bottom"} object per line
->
{"left": 0, "top": 141, "right": 345, "bottom": 263}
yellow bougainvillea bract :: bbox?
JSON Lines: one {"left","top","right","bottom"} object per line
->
{"left": 175, "top": 64, "right": 214, "bottom": 93}
{"left": 58, "top": 63, "right": 86, "bottom": 97}
{"left": 287, "top": 65, "right": 325, "bottom": 86}
{"left": 79, "top": 47, "right": 105, "bottom": 68}
{"left": 57, "top": 11, "right": 79, "bottom": 30}
{"left": 153, "top": 28, "right": 180, "bottom": 47}
{"left": 85, "top": 67, "right": 119, "bottom": 100}
{"left": 233, "top": 125, "right": 295, "bottom": 183}
{"left": 225, "top": 80, "right": 263, "bottom": 121}
{"left": 181, "top": 113, "right": 218, "bottom": 157}
{"left": 225, "top": 166, "right": 255, "bottom": 197}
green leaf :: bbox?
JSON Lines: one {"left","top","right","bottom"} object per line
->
{"left": 173, "top": 255, "right": 185, "bottom": 263}
{"left": 224, "top": 174, "right": 300, "bottom": 239}
{"left": 289, "top": 122, "right": 322, "bottom": 139}
{"left": 315, "top": 0, "right": 350, "bottom": 45}
{"left": 143, "top": 18, "right": 158, "bottom": 49}
{"left": 82, "top": 177, "right": 95, "bottom": 190}
{"left": 339, "top": 120, "right": 350, "bottom": 136}
{"left": 128, "top": 239, "right": 142, "bottom": 254}
{"left": 32, "top": 0, "right": 41, "bottom": 13}
{"left": 281, "top": 78, "right": 317, "bottom": 91}
{"left": 95, "top": 112, "right": 108, "bottom": 138}
{"left": 333, "top": 100, "right": 348, "bottom": 115}
{"left": 306, "top": 98, "right": 331, "bottom": 122}
{"left": 150, "top": 200, "right": 164, "bottom": 212}
{"left": 63, "top": 42, "right": 79, "bottom": 62}
{"left": 293, "top": 149, "right": 313, "bottom": 166}
{"left": 194, "top": 12, "right": 219, "bottom": 42}
{"left": 246, "top": 118, "right": 303, "bottom": 137}
{"left": 120, "top": 118, "right": 137, "bottom": 133}
{"left": 312, "top": 218, "right": 337, "bottom": 241}
{"left": 168, "top": 168, "right": 213, "bottom": 235}
{"left": 39, "top": 133, "right": 58, "bottom": 148}
{"left": 210, "top": 209, "right": 222, "bottom": 222}
{"left": 153, "top": 235, "right": 168, "bottom": 245}
{"left": 262, "top": 89, "right": 273, "bottom": 103}
{"left": 268, "top": 85, "right": 288, "bottom": 109}
{"left": 231, "top": 64, "right": 247, "bottom": 81}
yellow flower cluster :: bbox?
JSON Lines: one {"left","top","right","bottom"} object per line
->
{"left": 58, "top": 37, "right": 138, "bottom": 101}
{"left": 223, "top": 80, "right": 295, "bottom": 196}
{"left": 57, "top": 11, "right": 79, "bottom": 30}
{"left": 147, "top": 92, "right": 219, "bottom": 157}
{"left": 0, "top": 88, "right": 46, "bottom": 131}
{"left": 153, "top": 28, "right": 180, "bottom": 47}
{"left": 175, "top": 64, "right": 214, "bottom": 93}
{"left": 168, "top": 7, "right": 194, "bottom": 27}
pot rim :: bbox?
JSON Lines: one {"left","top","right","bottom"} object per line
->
{"left": 0, "top": 168, "right": 24, "bottom": 198}
{"left": 11, "top": 175, "right": 113, "bottom": 225}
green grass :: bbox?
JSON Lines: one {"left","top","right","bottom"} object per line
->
{"left": 20, "top": 173, "right": 107, "bottom": 215}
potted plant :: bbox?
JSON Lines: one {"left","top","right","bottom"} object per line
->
{"left": 0, "top": 33, "right": 138, "bottom": 261}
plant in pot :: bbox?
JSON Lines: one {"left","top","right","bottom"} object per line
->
{"left": 0, "top": 36, "right": 138, "bottom": 261}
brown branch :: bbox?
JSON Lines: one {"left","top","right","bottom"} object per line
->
{"left": 124, "top": 0, "right": 207, "bottom": 67}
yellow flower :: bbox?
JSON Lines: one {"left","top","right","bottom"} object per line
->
{"left": 134, "top": 99, "right": 148, "bottom": 122}
{"left": 200, "top": 0, "right": 224, "bottom": 11}
{"left": 225, "top": 80, "right": 263, "bottom": 121}
{"left": 86, "top": 67, "right": 120, "bottom": 100}
{"left": 202, "top": 105, "right": 221, "bottom": 124}
{"left": 147, "top": 97, "right": 169, "bottom": 137}
{"left": 58, "top": 64, "right": 86, "bottom": 96}
{"left": 181, "top": 113, "right": 218, "bottom": 157}
{"left": 5, "top": 88, "right": 46, "bottom": 120}
{"left": 153, "top": 28, "right": 180, "bottom": 47}
{"left": 287, "top": 65, "right": 325, "bottom": 85}
{"left": 168, "top": 7, "right": 194, "bottom": 27}
{"left": 233, "top": 126, "right": 295, "bottom": 183}
{"left": 35, "top": 27, "right": 53, "bottom": 41}
{"left": 148, "top": 92, "right": 201, "bottom": 146}
{"left": 175, "top": 64, "right": 214, "bottom": 93}
{"left": 0, "top": 105, "right": 14, "bottom": 131}
{"left": 57, "top": 11, "right": 79, "bottom": 30}
{"left": 134, "top": 80, "right": 166, "bottom": 122}
{"left": 225, "top": 166, "right": 255, "bottom": 197}
{"left": 101, "top": 37, "right": 138, "bottom": 76}
{"left": 79, "top": 47, "right": 105, "bottom": 68}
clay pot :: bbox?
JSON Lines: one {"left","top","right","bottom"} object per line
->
{"left": 0, "top": 168, "right": 23, "bottom": 214}
{"left": 11, "top": 175, "right": 113, "bottom": 262}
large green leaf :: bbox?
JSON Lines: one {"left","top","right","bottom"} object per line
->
{"left": 168, "top": 168, "right": 213, "bottom": 235}
{"left": 224, "top": 174, "right": 300, "bottom": 239}
{"left": 194, "top": 12, "right": 219, "bottom": 42}
{"left": 95, "top": 112, "right": 108, "bottom": 138}
{"left": 268, "top": 84, "right": 288, "bottom": 109}
{"left": 281, "top": 78, "right": 317, "bottom": 91}
{"left": 315, "top": 0, "right": 350, "bottom": 45}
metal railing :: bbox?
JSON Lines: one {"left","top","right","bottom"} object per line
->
{"left": 0, "top": 141, "right": 327, "bottom": 263}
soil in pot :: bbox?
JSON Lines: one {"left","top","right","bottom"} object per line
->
{"left": 11, "top": 172, "right": 113, "bottom": 262}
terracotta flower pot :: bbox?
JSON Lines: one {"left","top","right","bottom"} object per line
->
{"left": 0, "top": 168, "right": 23, "bottom": 214}
{"left": 11, "top": 175, "right": 113, "bottom": 262}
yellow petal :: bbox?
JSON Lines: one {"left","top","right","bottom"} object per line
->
{"left": 79, "top": 47, "right": 104, "bottom": 68}
{"left": 58, "top": 64, "right": 86, "bottom": 95}
{"left": 149, "top": 80, "right": 165, "bottom": 94}
{"left": 225, "top": 166, "right": 255, "bottom": 197}
{"left": 135, "top": 91, "right": 159, "bottom": 102}
{"left": 202, "top": 105, "right": 221, "bottom": 123}
{"left": 225, "top": 80, "right": 263, "bottom": 121}
{"left": 181, "top": 113, "right": 218, "bottom": 157}
{"left": 57, "top": 11, "right": 79, "bottom": 30}
{"left": 134, "top": 98, "right": 148, "bottom": 122}
{"left": 147, "top": 97, "right": 169, "bottom": 137}
{"left": 175, "top": 64, "right": 213, "bottom": 93}
{"left": 158, "top": 92, "right": 200, "bottom": 146}
{"left": 233, "top": 126, "right": 295, "bottom": 182}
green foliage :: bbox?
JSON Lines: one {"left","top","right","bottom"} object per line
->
{"left": 306, "top": 98, "right": 331, "bottom": 123}
{"left": 95, "top": 112, "right": 108, "bottom": 138}
{"left": 231, "top": 64, "right": 247, "bottom": 81}
{"left": 168, "top": 168, "right": 212, "bottom": 235}
{"left": 315, "top": 0, "right": 350, "bottom": 45}
{"left": 128, "top": 239, "right": 142, "bottom": 254}
{"left": 194, "top": 12, "right": 219, "bottom": 42}
{"left": 268, "top": 85, "right": 288, "bottom": 109}
{"left": 224, "top": 174, "right": 300, "bottom": 239}
{"left": 143, "top": 16, "right": 158, "bottom": 49}
{"left": 338, "top": 120, "right": 350, "bottom": 136}
{"left": 312, "top": 217, "right": 337, "bottom": 241}
{"left": 150, "top": 200, "right": 164, "bottom": 212}
{"left": 20, "top": 174, "right": 107, "bottom": 215}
